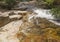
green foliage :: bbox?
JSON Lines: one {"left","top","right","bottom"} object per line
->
{"left": 0, "top": 0, "right": 17, "bottom": 10}
{"left": 43, "top": 0, "right": 54, "bottom": 8}
{"left": 5, "top": 0, "right": 16, "bottom": 4}
{"left": 5, "top": 0, "right": 16, "bottom": 10}
{"left": 51, "top": 5, "right": 60, "bottom": 19}
{"left": 36, "top": 0, "right": 55, "bottom": 8}
{"left": 0, "top": 0, "right": 3, "bottom": 1}
{"left": 43, "top": 0, "right": 60, "bottom": 19}
{"left": 44, "top": 0, "right": 54, "bottom": 5}
{"left": 44, "top": 0, "right": 60, "bottom": 19}
{"left": 19, "top": 0, "right": 32, "bottom": 2}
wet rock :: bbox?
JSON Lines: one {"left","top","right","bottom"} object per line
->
{"left": 13, "top": 7, "right": 28, "bottom": 11}
{"left": 9, "top": 11, "right": 16, "bottom": 16}
{"left": 0, "top": 16, "right": 10, "bottom": 27}
{"left": 30, "top": 17, "right": 60, "bottom": 28}
{"left": 0, "top": 11, "right": 34, "bottom": 27}
{"left": 9, "top": 15, "right": 23, "bottom": 20}
{"left": 14, "top": 2, "right": 35, "bottom": 11}
{"left": 8, "top": 11, "right": 28, "bottom": 20}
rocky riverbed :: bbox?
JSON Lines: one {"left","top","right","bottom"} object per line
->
{"left": 0, "top": 9, "right": 60, "bottom": 42}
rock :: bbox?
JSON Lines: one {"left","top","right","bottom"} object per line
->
{"left": 0, "top": 10, "right": 60, "bottom": 42}
{"left": 12, "top": 7, "right": 27, "bottom": 11}
{"left": 30, "top": 17, "right": 60, "bottom": 28}
{"left": 9, "top": 15, "right": 22, "bottom": 20}
{"left": 0, "top": 11, "right": 27, "bottom": 27}
{"left": 9, "top": 11, "right": 30, "bottom": 20}
{"left": 17, "top": 11, "right": 28, "bottom": 15}
{"left": 0, "top": 16, "right": 10, "bottom": 27}
{"left": 14, "top": 2, "right": 35, "bottom": 11}
{"left": 9, "top": 11, "right": 16, "bottom": 16}
{"left": 18, "top": 16, "right": 60, "bottom": 42}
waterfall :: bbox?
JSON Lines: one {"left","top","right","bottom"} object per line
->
{"left": 33, "top": 9, "right": 54, "bottom": 19}
{"left": 32, "top": 8, "right": 60, "bottom": 26}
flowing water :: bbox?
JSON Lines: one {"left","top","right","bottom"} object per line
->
{"left": 33, "top": 9, "right": 60, "bottom": 26}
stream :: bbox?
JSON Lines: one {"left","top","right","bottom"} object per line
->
{"left": 0, "top": 8, "right": 60, "bottom": 42}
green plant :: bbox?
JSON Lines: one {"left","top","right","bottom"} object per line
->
{"left": 51, "top": 5, "right": 60, "bottom": 19}
{"left": 4, "top": 0, "right": 16, "bottom": 10}
{"left": 20, "top": 0, "right": 32, "bottom": 2}
{"left": 43, "top": 0, "right": 54, "bottom": 8}
{"left": 44, "top": 0, "right": 54, "bottom": 5}
{"left": 44, "top": 0, "right": 60, "bottom": 19}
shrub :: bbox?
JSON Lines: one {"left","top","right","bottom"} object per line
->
{"left": 0, "top": 0, "right": 17, "bottom": 10}
{"left": 51, "top": 6, "right": 60, "bottom": 19}
{"left": 44, "top": 0, "right": 60, "bottom": 19}
{"left": 5, "top": 0, "right": 17, "bottom": 10}
{"left": 44, "top": 0, "right": 54, "bottom": 5}
{"left": 20, "top": 0, "right": 32, "bottom": 2}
